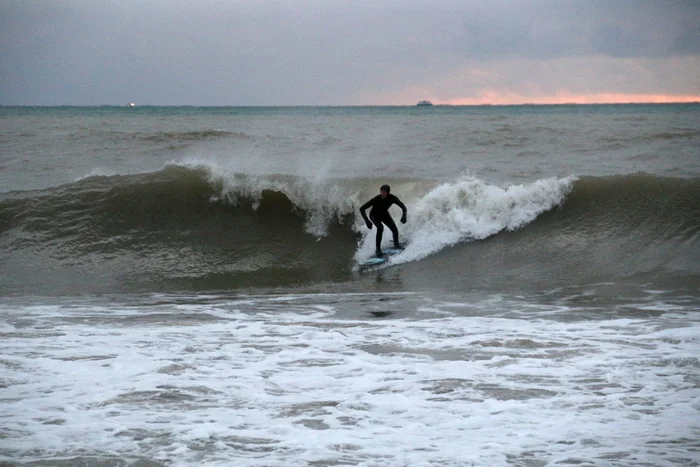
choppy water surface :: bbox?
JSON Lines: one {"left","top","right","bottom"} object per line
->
{"left": 1, "top": 105, "right": 699, "bottom": 465}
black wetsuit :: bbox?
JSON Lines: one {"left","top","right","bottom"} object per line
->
{"left": 359, "top": 194, "right": 407, "bottom": 254}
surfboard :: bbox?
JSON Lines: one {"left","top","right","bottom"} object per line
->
{"left": 358, "top": 248, "right": 404, "bottom": 268}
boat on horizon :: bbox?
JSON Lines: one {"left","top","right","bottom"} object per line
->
{"left": 416, "top": 100, "right": 433, "bottom": 106}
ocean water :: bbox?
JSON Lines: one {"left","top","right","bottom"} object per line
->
{"left": 1, "top": 104, "right": 699, "bottom": 466}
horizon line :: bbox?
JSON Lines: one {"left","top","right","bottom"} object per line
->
{"left": 2, "top": 101, "right": 700, "bottom": 108}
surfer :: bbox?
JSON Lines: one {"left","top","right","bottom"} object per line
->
{"left": 360, "top": 184, "right": 407, "bottom": 257}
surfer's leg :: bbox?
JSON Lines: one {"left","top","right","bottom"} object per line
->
{"left": 371, "top": 213, "right": 384, "bottom": 254}
{"left": 384, "top": 215, "right": 400, "bottom": 247}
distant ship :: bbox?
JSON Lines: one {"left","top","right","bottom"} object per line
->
{"left": 417, "top": 100, "right": 433, "bottom": 106}
{"left": 127, "top": 102, "right": 136, "bottom": 107}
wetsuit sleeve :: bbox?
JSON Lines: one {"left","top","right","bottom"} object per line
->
{"left": 359, "top": 197, "right": 376, "bottom": 221}
{"left": 393, "top": 195, "right": 407, "bottom": 215}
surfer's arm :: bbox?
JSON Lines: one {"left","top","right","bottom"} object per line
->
{"left": 394, "top": 196, "right": 408, "bottom": 223}
{"left": 359, "top": 199, "right": 374, "bottom": 228}
{"left": 359, "top": 200, "right": 371, "bottom": 219}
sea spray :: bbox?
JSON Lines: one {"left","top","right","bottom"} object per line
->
{"left": 356, "top": 176, "right": 576, "bottom": 263}
{"left": 200, "top": 163, "right": 362, "bottom": 238}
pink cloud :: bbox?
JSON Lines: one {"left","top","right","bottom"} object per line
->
{"left": 442, "top": 92, "right": 700, "bottom": 105}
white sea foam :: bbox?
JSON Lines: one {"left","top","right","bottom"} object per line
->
{"left": 74, "top": 167, "right": 118, "bottom": 181}
{"left": 178, "top": 161, "right": 364, "bottom": 238}
{"left": 356, "top": 175, "right": 576, "bottom": 264}
{"left": 1, "top": 293, "right": 698, "bottom": 466}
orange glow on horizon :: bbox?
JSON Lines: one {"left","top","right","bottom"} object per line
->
{"left": 439, "top": 92, "right": 700, "bottom": 106}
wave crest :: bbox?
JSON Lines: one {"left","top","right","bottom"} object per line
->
{"left": 357, "top": 176, "right": 575, "bottom": 263}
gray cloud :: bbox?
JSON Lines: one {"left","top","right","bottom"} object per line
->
{"left": 1, "top": 0, "right": 698, "bottom": 105}
{"left": 456, "top": 1, "right": 700, "bottom": 59}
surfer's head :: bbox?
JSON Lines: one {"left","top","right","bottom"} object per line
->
{"left": 380, "top": 184, "right": 390, "bottom": 198}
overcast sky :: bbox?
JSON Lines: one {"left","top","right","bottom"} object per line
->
{"left": 1, "top": 0, "right": 699, "bottom": 105}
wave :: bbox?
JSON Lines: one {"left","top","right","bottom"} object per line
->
{"left": 138, "top": 129, "right": 245, "bottom": 143}
{"left": 356, "top": 176, "right": 574, "bottom": 264}
{"left": 647, "top": 129, "right": 700, "bottom": 141}
{"left": 1, "top": 166, "right": 698, "bottom": 294}
{"left": 0, "top": 163, "right": 573, "bottom": 244}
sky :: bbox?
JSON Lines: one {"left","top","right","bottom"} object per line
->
{"left": 1, "top": 0, "right": 699, "bottom": 106}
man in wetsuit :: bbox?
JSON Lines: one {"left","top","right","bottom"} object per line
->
{"left": 360, "top": 184, "right": 407, "bottom": 257}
